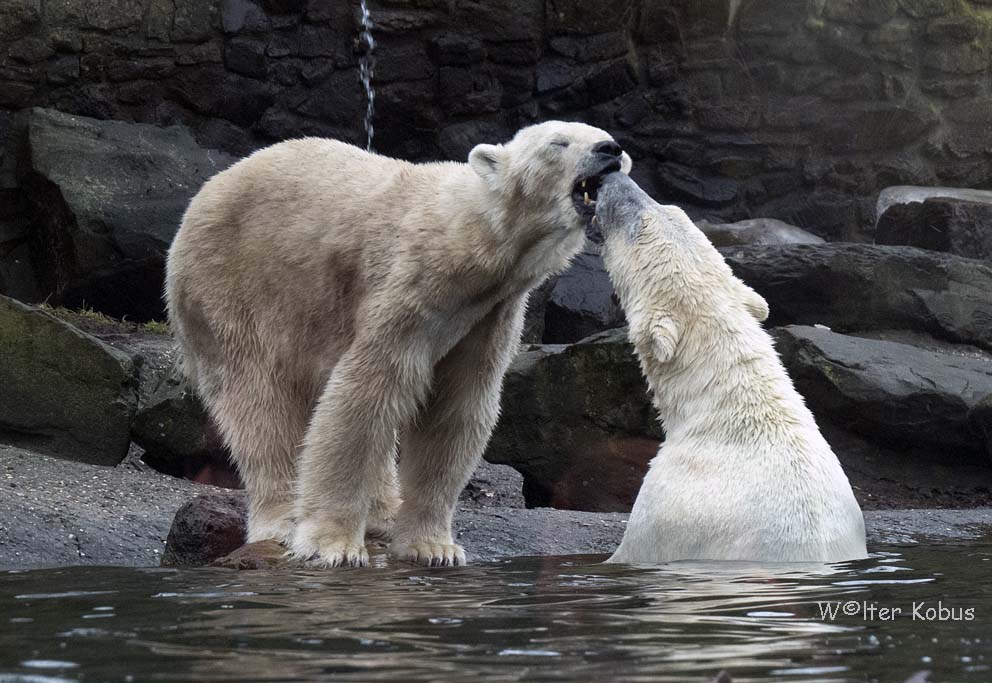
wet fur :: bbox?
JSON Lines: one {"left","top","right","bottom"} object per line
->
{"left": 597, "top": 176, "right": 867, "bottom": 564}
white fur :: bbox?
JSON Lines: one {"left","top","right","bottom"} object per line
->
{"left": 166, "top": 121, "right": 631, "bottom": 567}
{"left": 601, "top": 188, "right": 867, "bottom": 564}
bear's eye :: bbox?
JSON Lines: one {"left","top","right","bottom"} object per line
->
{"left": 549, "top": 139, "right": 570, "bottom": 149}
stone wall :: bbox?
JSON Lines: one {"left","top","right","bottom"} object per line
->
{"left": 2, "top": 0, "right": 991, "bottom": 249}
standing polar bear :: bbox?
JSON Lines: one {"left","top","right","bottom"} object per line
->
{"left": 594, "top": 173, "right": 867, "bottom": 564}
{"left": 166, "top": 122, "right": 631, "bottom": 567}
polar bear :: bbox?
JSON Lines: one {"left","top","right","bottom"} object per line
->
{"left": 166, "top": 122, "right": 632, "bottom": 567}
{"left": 593, "top": 173, "right": 867, "bottom": 564}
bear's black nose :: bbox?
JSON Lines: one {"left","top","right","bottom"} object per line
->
{"left": 593, "top": 140, "right": 623, "bottom": 158}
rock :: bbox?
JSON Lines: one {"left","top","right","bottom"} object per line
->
{"left": 162, "top": 489, "right": 632, "bottom": 568}
{"left": 0, "top": 0, "right": 41, "bottom": 40}
{"left": 543, "top": 243, "right": 625, "bottom": 343}
{"left": 459, "top": 461, "right": 526, "bottom": 509}
{"left": 17, "top": 108, "right": 236, "bottom": 320}
{"left": 972, "top": 394, "right": 992, "bottom": 461}
{"left": 655, "top": 162, "right": 739, "bottom": 207}
{"left": 5, "top": 442, "right": 992, "bottom": 571}
{"left": 544, "top": 200, "right": 822, "bottom": 349}
{"left": 823, "top": 0, "right": 899, "bottom": 25}
{"left": 723, "top": 244, "right": 992, "bottom": 351}
{"left": 875, "top": 186, "right": 992, "bottom": 261}
{"left": 520, "top": 278, "right": 553, "bottom": 344}
{"left": 773, "top": 325, "right": 992, "bottom": 456}
{"left": 0, "top": 242, "right": 40, "bottom": 302}
{"left": 130, "top": 368, "right": 235, "bottom": 485}
{"left": 486, "top": 328, "right": 661, "bottom": 512}
{"left": 161, "top": 491, "right": 247, "bottom": 567}
{"left": 0, "top": 444, "right": 222, "bottom": 569}
{"left": 0, "top": 296, "right": 137, "bottom": 465}
{"left": 157, "top": 486, "right": 992, "bottom": 569}
{"left": 696, "top": 217, "right": 826, "bottom": 247}
{"left": 213, "top": 539, "right": 296, "bottom": 569}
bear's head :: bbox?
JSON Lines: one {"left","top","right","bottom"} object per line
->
{"left": 468, "top": 121, "right": 632, "bottom": 232}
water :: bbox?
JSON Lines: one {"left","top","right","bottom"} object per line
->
{"left": 1, "top": 546, "right": 990, "bottom": 682}
{"left": 358, "top": 0, "right": 375, "bottom": 152}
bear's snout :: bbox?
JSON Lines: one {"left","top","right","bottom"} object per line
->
{"left": 592, "top": 140, "right": 623, "bottom": 159}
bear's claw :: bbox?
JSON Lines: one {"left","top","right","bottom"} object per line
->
{"left": 392, "top": 541, "right": 466, "bottom": 567}
{"left": 289, "top": 521, "right": 370, "bottom": 568}
{"left": 285, "top": 542, "right": 370, "bottom": 568}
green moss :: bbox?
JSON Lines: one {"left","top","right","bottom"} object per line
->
{"left": 141, "top": 320, "right": 171, "bottom": 335}
{"left": 37, "top": 303, "right": 171, "bottom": 337}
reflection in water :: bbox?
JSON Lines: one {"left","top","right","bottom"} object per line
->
{"left": 1, "top": 546, "right": 990, "bottom": 682}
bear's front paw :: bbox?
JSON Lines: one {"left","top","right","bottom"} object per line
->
{"left": 391, "top": 541, "right": 467, "bottom": 567}
{"left": 289, "top": 522, "right": 369, "bottom": 568}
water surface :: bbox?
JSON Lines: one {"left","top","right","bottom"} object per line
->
{"left": 1, "top": 545, "right": 989, "bottom": 682}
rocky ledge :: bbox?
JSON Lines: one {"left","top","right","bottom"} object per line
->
{"left": 3, "top": 444, "right": 992, "bottom": 572}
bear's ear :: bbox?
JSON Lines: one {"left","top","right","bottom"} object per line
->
{"left": 469, "top": 144, "right": 503, "bottom": 184}
{"left": 620, "top": 151, "right": 633, "bottom": 174}
{"left": 737, "top": 281, "right": 769, "bottom": 322}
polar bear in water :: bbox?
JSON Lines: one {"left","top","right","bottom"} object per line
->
{"left": 594, "top": 173, "right": 866, "bottom": 564}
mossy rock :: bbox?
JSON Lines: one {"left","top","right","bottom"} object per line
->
{"left": 0, "top": 295, "right": 138, "bottom": 464}
{"left": 131, "top": 366, "right": 218, "bottom": 473}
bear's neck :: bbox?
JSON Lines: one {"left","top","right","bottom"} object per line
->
{"left": 606, "top": 226, "right": 821, "bottom": 452}
{"left": 441, "top": 169, "right": 586, "bottom": 289}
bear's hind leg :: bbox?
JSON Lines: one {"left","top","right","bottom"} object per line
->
{"left": 211, "top": 374, "right": 312, "bottom": 546}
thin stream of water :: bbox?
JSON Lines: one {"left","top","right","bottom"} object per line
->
{"left": 358, "top": 0, "right": 375, "bottom": 152}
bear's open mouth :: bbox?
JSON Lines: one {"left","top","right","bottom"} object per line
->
{"left": 572, "top": 175, "right": 603, "bottom": 218}
{"left": 572, "top": 160, "right": 622, "bottom": 220}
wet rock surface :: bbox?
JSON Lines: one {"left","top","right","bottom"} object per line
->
{"left": 4, "top": 442, "right": 992, "bottom": 571}
{"left": 724, "top": 244, "right": 992, "bottom": 350}
{"left": 161, "top": 490, "right": 247, "bottom": 568}
{"left": 774, "top": 325, "right": 992, "bottom": 456}
{"left": 876, "top": 186, "right": 992, "bottom": 261}
{"left": 696, "top": 218, "right": 826, "bottom": 247}
{"left": 0, "top": 444, "right": 218, "bottom": 569}
{"left": 0, "top": 295, "right": 138, "bottom": 465}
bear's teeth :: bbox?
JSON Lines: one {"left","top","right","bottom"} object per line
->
{"left": 582, "top": 180, "right": 587, "bottom": 189}
{"left": 584, "top": 192, "right": 591, "bottom": 205}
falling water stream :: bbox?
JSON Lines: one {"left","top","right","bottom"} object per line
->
{"left": 358, "top": 0, "right": 376, "bottom": 152}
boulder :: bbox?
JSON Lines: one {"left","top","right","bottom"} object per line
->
{"left": 17, "top": 108, "right": 236, "bottom": 320}
{"left": 877, "top": 185, "right": 992, "bottom": 218}
{"left": 875, "top": 186, "right": 992, "bottom": 261}
{"left": 774, "top": 325, "right": 992, "bottom": 456}
{"left": 543, "top": 242, "right": 625, "bottom": 343}
{"left": 131, "top": 368, "right": 236, "bottom": 486}
{"left": 160, "top": 489, "right": 632, "bottom": 568}
{"left": 696, "top": 217, "right": 825, "bottom": 247}
{"left": 486, "top": 328, "right": 660, "bottom": 512}
{"left": 541, "top": 220, "right": 826, "bottom": 344}
{"left": 972, "top": 394, "right": 992, "bottom": 461}
{"left": 723, "top": 243, "right": 992, "bottom": 351}
{"left": 161, "top": 491, "right": 247, "bottom": 567}
{"left": 0, "top": 295, "right": 138, "bottom": 465}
